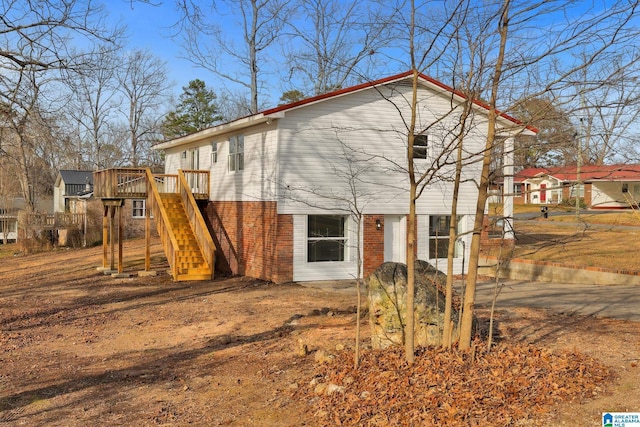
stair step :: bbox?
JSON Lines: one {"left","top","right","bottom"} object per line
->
{"left": 154, "top": 184, "right": 214, "bottom": 282}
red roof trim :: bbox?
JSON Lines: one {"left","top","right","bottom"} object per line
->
{"left": 261, "top": 70, "right": 537, "bottom": 133}
{"left": 516, "top": 164, "right": 640, "bottom": 182}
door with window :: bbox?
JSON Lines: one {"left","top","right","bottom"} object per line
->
{"left": 384, "top": 215, "right": 406, "bottom": 263}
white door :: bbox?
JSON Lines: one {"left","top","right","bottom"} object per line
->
{"left": 384, "top": 215, "right": 406, "bottom": 263}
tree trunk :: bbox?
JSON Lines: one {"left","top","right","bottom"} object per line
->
{"left": 459, "top": 0, "right": 510, "bottom": 350}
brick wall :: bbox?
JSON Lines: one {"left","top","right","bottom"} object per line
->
{"left": 203, "top": 201, "right": 293, "bottom": 283}
{"left": 363, "top": 214, "right": 385, "bottom": 278}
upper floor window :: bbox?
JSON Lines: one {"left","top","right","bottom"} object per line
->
{"left": 212, "top": 142, "right": 218, "bottom": 164}
{"left": 413, "top": 134, "right": 428, "bottom": 159}
{"left": 229, "top": 135, "right": 244, "bottom": 172}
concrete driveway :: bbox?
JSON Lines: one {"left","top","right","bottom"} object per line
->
{"left": 475, "top": 280, "right": 640, "bottom": 322}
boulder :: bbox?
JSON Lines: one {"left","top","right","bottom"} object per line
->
{"left": 367, "top": 260, "right": 466, "bottom": 349}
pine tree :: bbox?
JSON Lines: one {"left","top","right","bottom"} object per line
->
{"left": 162, "top": 79, "right": 223, "bottom": 139}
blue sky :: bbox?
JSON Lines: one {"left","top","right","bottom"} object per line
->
{"left": 104, "top": 1, "right": 218, "bottom": 97}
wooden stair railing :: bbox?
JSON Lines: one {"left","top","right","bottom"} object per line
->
{"left": 177, "top": 170, "right": 215, "bottom": 278}
{"left": 145, "top": 168, "right": 181, "bottom": 280}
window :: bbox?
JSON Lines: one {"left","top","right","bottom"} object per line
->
{"left": 228, "top": 135, "right": 244, "bottom": 172}
{"left": 514, "top": 183, "right": 522, "bottom": 196}
{"left": 212, "top": 142, "right": 218, "bottom": 163}
{"left": 307, "top": 215, "right": 347, "bottom": 262}
{"left": 413, "top": 134, "right": 428, "bottom": 159}
{"left": 132, "top": 199, "right": 146, "bottom": 219}
{"left": 429, "top": 215, "right": 461, "bottom": 258}
{"left": 570, "top": 183, "right": 584, "bottom": 198}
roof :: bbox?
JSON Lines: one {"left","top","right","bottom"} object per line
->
{"left": 515, "top": 164, "right": 640, "bottom": 183}
{"left": 155, "top": 70, "right": 537, "bottom": 150}
{"left": 58, "top": 170, "right": 94, "bottom": 186}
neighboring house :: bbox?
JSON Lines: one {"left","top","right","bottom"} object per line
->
{"left": 153, "top": 71, "right": 534, "bottom": 283}
{"left": 53, "top": 170, "right": 94, "bottom": 213}
{"left": 0, "top": 196, "right": 53, "bottom": 244}
{"left": 53, "top": 170, "right": 149, "bottom": 245}
{"left": 0, "top": 206, "right": 18, "bottom": 243}
{"left": 512, "top": 164, "right": 640, "bottom": 209}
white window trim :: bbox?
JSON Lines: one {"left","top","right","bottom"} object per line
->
{"left": 132, "top": 199, "right": 146, "bottom": 219}
{"left": 428, "top": 215, "right": 463, "bottom": 259}
{"left": 306, "top": 215, "right": 349, "bottom": 263}
{"left": 228, "top": 135, "right": 244, "bottom": 172}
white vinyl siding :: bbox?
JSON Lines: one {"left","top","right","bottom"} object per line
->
{"left": 276, "top": 84, "right": 485, "bottom": 217}
{"left": 163, "top": 122, "right": 279, "bottom": 202}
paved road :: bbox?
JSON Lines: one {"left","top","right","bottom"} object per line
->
{"left": 475, "top": 280, "right": 640, "bottom": 322}
{"left": 304, "top": 279, "right": 640, "bottom": 322}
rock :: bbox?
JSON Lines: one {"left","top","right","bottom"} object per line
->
{"left": 325, "top": 383, "right": 345, "bottom": 395}
{"left": 314, "top": 349, "right": 334, "bottom": 364}
{"left": 295, "top": 339, "right": 309, "bottom": 356}
{"left": 367, "top": 260, "right": 470, "bottom": 349}
{"left": 314, "top": 383, "right": 327, "bottom": 395}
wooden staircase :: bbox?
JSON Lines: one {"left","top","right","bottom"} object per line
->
{"left": 93, "top": 168, "right": 215, "bottom": 281}
{"left": 160, "top": 194, "right": 213, "bottom": 280}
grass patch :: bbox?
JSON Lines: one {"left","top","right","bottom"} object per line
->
{"left": 492, "top": 218, "right": 640, "bottom": 271}
{"left": 0, "top": 243, "right": 19, "bottom": 259}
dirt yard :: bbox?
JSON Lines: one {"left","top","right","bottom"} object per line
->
{"left": 1, "top": 239, "right": 639, "bottom": 426}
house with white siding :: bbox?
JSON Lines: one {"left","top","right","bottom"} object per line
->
{"left": 153, "top": 71, "right": 534, "bottom": 283}
{"left": 512, "top": 164, "right": 640, "bottom": 209}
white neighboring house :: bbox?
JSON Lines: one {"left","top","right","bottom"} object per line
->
{"left": 513, "top": 165, "right": 640, "bottom": 209}
{"left": 154, "top": 71, "right": 534, "bottom": 283}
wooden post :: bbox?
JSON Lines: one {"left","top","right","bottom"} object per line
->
{"left": 145, "top": 197, "right": 151, "bottom": 271}
{"left": 102, "top": 205, "right": 109, "bottom": 269}
{"left": 117, "top": 204, "right": 123, "bottom": 274}
{"left": 110, "top": 205, "right": 115, "bottom": 271}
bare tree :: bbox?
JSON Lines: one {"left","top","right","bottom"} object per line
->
{"left": 117, "top": 50, "right": 171, "bottom": 167}
{"left": 283, "top": 0, "right": 394, "bottom": 95}
{"left": 177, "top": 0, "right": 290, "bottom": 114}
{"left": 0, "top": 0, "right": 122, "bottom": 211}
{"left": 573, "top": 53, "right": 640, "bottom": 165}
{"left": 64, "top": 47, "right": 121, "bottom": 170}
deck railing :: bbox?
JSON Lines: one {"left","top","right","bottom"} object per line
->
{"left": 145, "top": 168, "right": 180, "bottom": 279}
{"left": 94, "top": 168, "right": 149, "bottom": 199}
{"left": 178, "top": 170, "right": 215, "bottom": 275}
{"left": 181, "top": 169, "right": 210, "bottom": 200}
{"left": 94, "top": 168, "right": 210, "bottom": 200}
{"left": 152, "top": 174, "right": 179, "bottom": 194}
{"left": 25, "top": 212, "right": 85, "bottom": 229}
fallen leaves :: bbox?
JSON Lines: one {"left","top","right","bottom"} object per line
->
{"left": 294, "top": 343, "right": 613, "bottom": 426}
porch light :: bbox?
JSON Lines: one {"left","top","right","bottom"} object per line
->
{"left": 376, "top": 219, "right": 382, "bottom": 230}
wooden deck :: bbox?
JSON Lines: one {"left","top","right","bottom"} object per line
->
{"left": 93, "top": 168, "right": 215, "bottom": 281}
{"left": 93, "top": 168, "right": 210, "bottom": 200}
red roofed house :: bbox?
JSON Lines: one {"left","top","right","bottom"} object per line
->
{"left": 153, "top": 71, "right": 534, "bottom": 283}
{"left": 513, "top": 164, "right": 640, "bottom": 209}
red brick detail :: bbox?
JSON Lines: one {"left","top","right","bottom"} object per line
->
{"left": 203, "top": 201, "right": 293, "bottom": 283}
{"left": 363, "top": 215, "right": 385, "bottom": 278}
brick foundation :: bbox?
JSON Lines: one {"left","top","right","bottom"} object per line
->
{"left": 203, "top": 201, "right": 293, "bottom": 283}
{"left": 363, "top": 215, "right": 385, "bottom": 278}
